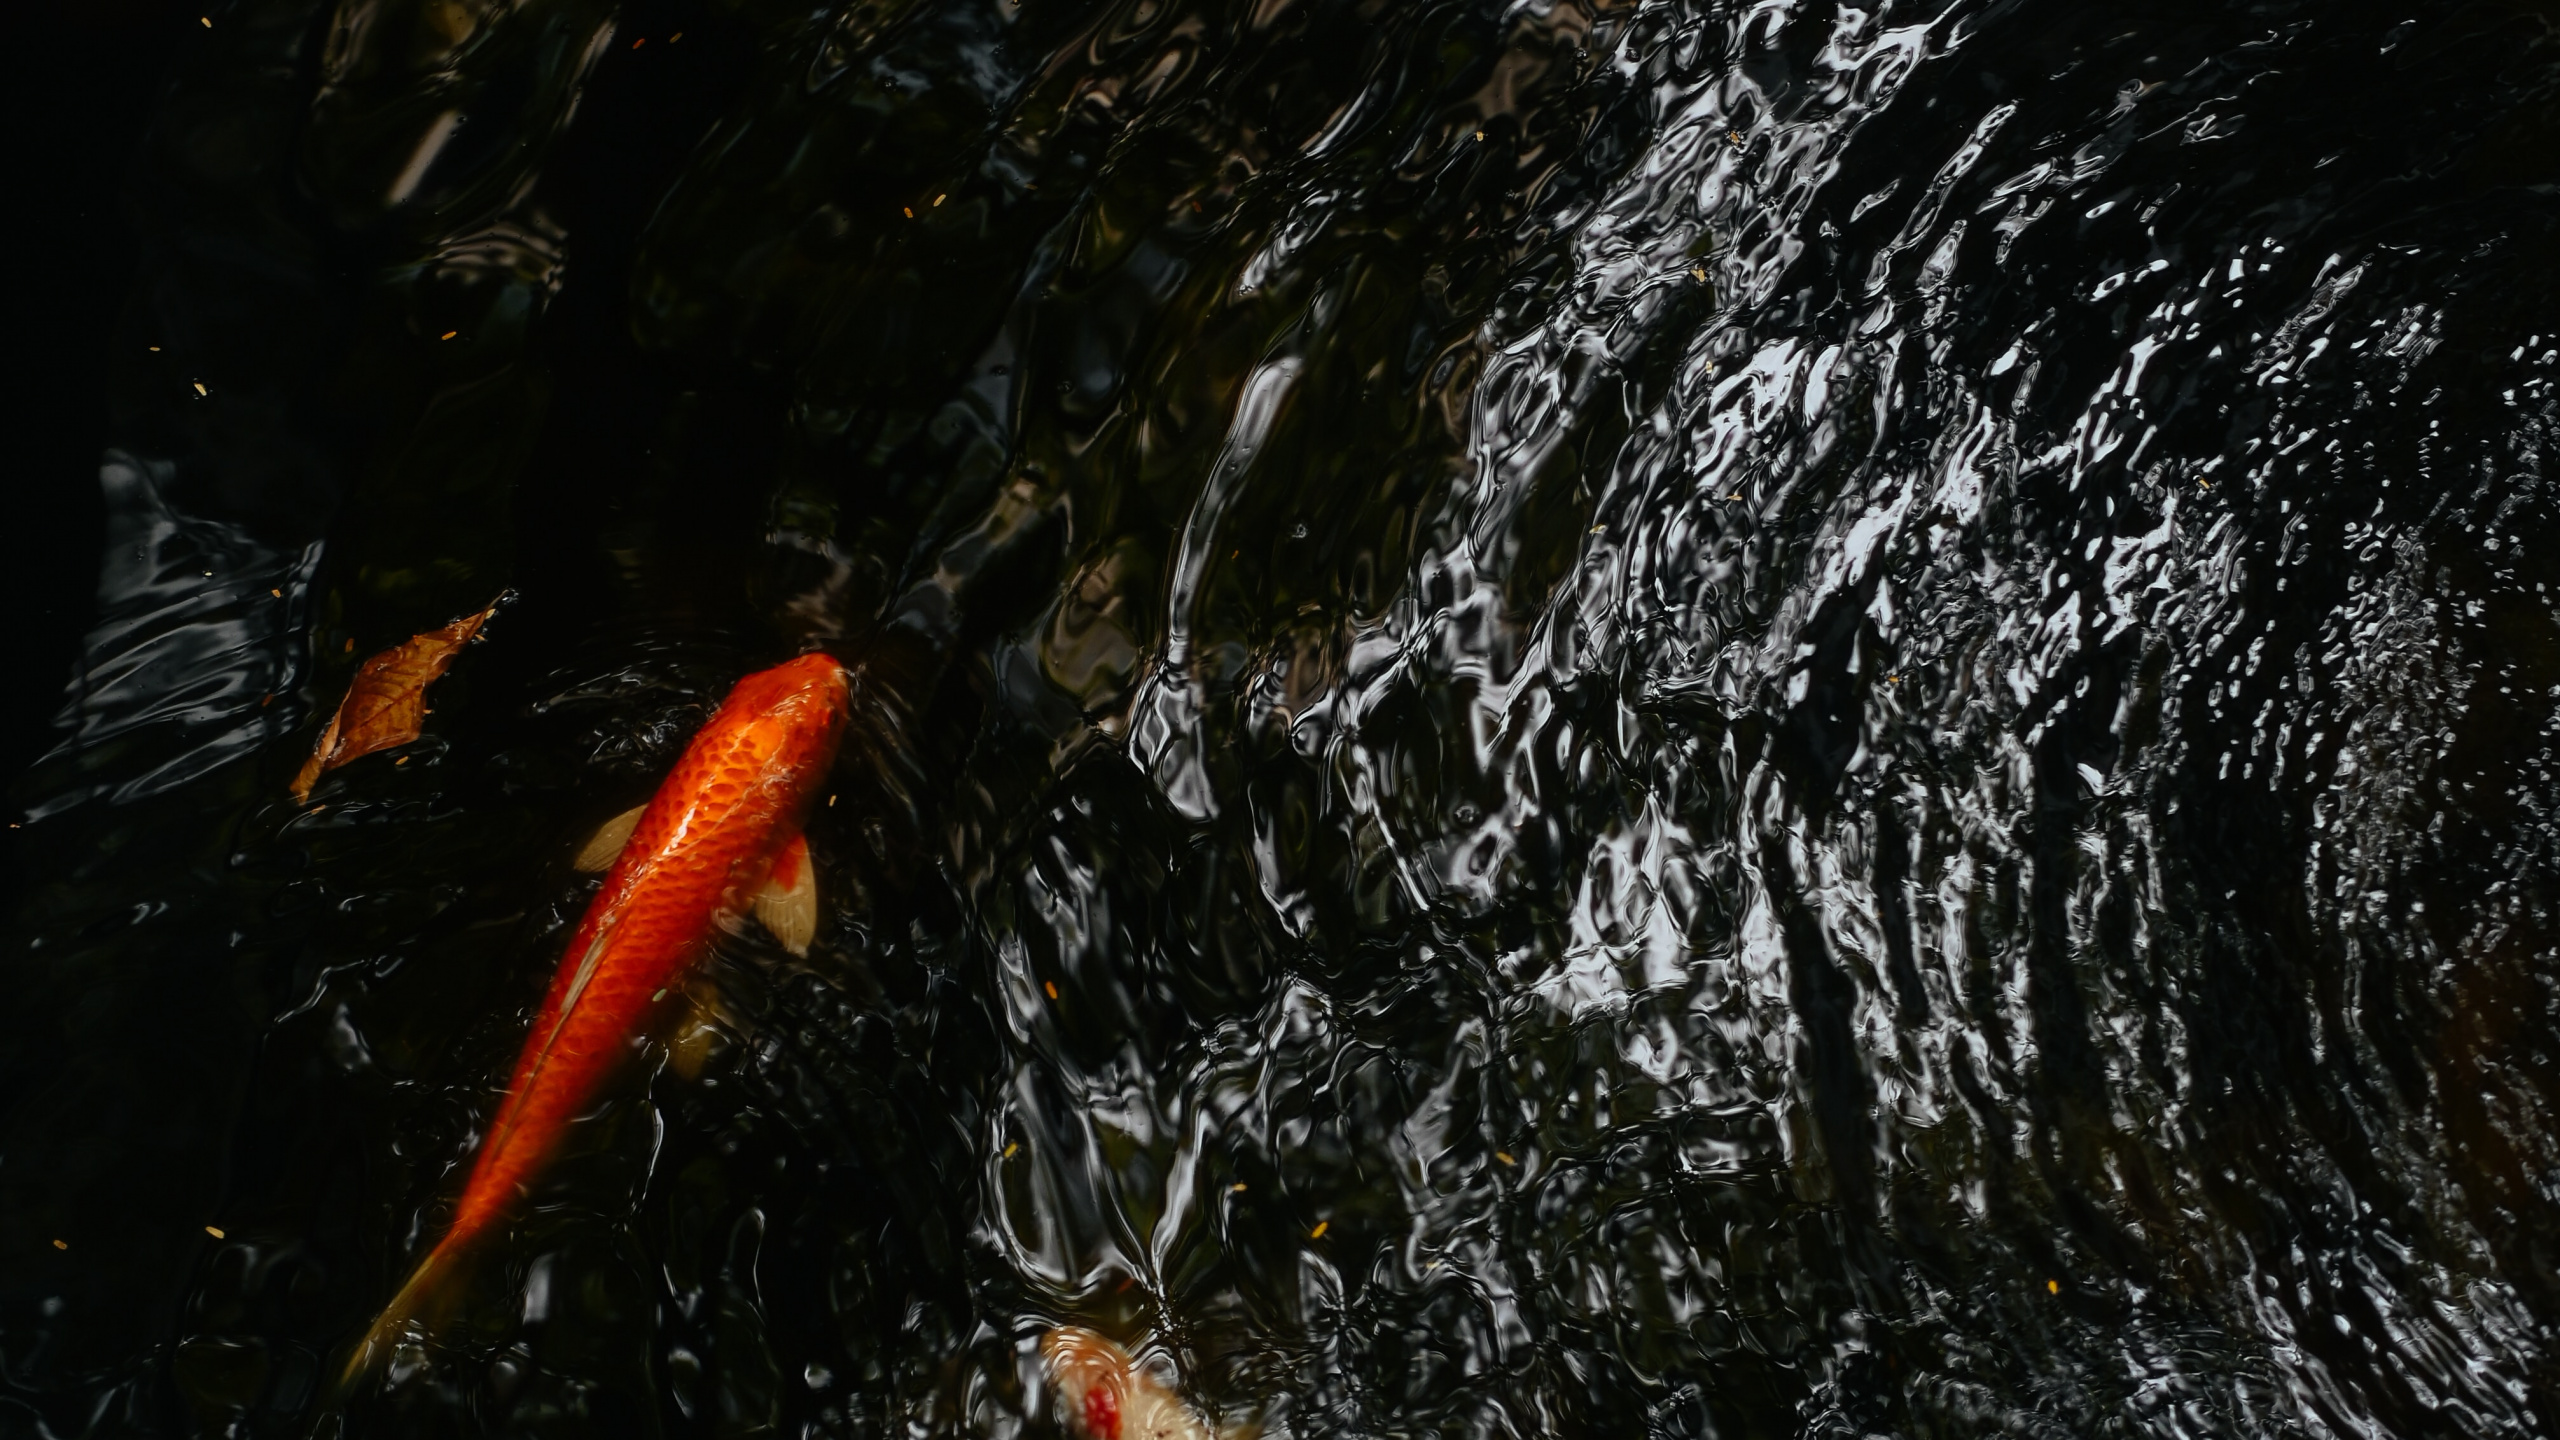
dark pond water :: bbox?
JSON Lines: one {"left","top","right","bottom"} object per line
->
{"left": 10, "top": 0, "right": 2560, "bottom": 1434}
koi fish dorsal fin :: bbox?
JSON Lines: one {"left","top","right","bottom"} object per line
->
{"left": 752, "top": 832, "right": 818, "bottom": 956}
{"left": 574, "top": 804, "right": 649, "bottom": 872}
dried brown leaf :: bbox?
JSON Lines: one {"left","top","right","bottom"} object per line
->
{"left": 291, "top": 600, "right": 499, "bottom": 801}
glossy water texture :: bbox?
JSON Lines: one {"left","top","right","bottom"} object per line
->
{"left": 10, "top": 0, "right": 2560, "bottom": 1434}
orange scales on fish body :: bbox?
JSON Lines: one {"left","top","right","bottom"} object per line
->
{"left": 341, "top": 652, "right": 849, "bottom": 1385}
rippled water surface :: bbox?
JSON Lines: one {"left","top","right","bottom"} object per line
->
{"left": 13, "top": 0, "right": 2560, "bottom": 1433}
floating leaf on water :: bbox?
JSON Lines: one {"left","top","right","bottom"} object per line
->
{"left": 290, "top": 599, "right": 500, "bottom": 801}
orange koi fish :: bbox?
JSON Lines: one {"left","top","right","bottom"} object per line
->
{"left": 342, "top": 652, "right": 850, "bottom": 1382}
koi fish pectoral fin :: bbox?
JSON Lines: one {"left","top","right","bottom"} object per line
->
{"left": 669, "top": 984, "right": 745, "bottom": 1082}
{"left": 573, "top": 804, "right": 649, "bottom": 872}
{"left": 751, "top": 831, "right": 818, "bottom": 956}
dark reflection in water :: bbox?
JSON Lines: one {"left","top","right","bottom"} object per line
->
{"left": 11, "top": 0, "right": 2560, "bottom": 1433}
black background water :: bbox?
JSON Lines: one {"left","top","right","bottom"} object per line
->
{"left": 9, "top": 0, "right": 2560, "bottom": 1435}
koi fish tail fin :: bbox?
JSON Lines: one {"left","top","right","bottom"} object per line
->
{"left": 334, "top": 1240, "right": 474, "bottom": 1394}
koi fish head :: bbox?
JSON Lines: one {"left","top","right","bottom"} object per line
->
{"left": 700, "top": 652, "right": 852, "bottom": 783}
{"left": 733, "top": 651, "right": 852, "bottom": 719}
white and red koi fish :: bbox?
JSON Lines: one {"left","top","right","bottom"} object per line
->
{"left": 1042, "top": 1326, "right": 1227, "bottom": 1440}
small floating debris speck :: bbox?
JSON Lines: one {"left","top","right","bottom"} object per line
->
{"left": 205, "top": 1226, "right": 224, "bottom": 1239}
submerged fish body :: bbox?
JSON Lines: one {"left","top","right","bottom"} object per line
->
{"left": 1041, "top": 1327, "right": 1221, "bottom": 1440}
{"left": 344, "top": 651, "right": 850, "bottom": 1379}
